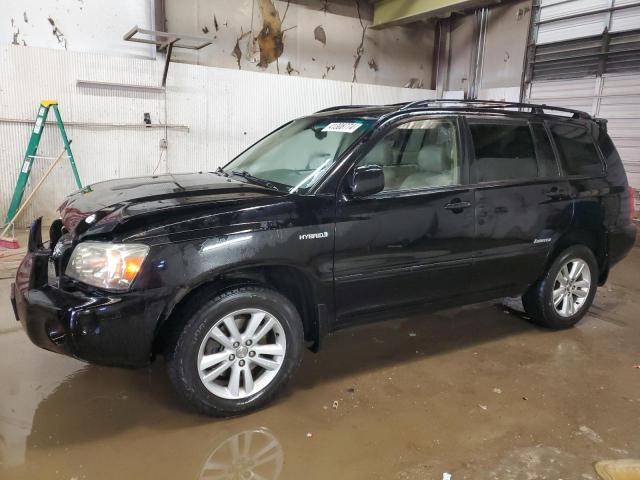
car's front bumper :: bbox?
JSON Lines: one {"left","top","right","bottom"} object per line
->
{"left": 11, "top": 220, "right": 169, "bottom": 368}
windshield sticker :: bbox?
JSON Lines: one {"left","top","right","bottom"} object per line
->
{"left": 321, "top": 122, "right": 363, "bottom": 133}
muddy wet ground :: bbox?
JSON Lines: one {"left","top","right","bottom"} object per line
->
{"left": 1, "top": 242, "right": 639, "bottom": 480}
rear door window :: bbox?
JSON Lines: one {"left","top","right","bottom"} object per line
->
{"left": 550, "top": 123, "right": 603, "bottom": 177}
{"left": 469, "top": 122, "right": 553, "bottom": 182}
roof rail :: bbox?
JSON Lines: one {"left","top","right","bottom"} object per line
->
{"left": 397, "top": 99, "right": 593, "bottom": 120}
{"left": 315, "top": 105, "right": 374, "bottom": 113}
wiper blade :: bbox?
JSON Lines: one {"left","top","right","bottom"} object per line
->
{"left": 231, "top": 170, "right": 280, "bottom": 191}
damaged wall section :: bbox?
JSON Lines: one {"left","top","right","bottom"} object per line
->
{"left": 1, "top": 0, "right": 155, "bottom": 57}
{"left": 1, "top": 0, "right": 434, "bottom": 89}
{"left": 166, "top": 0, "right": 434, "bottom": 88}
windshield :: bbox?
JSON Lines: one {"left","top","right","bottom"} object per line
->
{"left": 223, "top": 117, "right": 374, "bottom": 193}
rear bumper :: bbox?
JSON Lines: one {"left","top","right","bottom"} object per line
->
{"left": 608, "top": 223, "right": 637, "bottom": 268}
{"left": 12, "top": 224, "right": 169, "bottom": 368}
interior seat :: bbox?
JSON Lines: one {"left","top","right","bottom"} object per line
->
{"left": 400, "top": 145, "right": 453, "bottom": 190}
{"left": 363, "top": 140, "right": 401, "bottom": 189}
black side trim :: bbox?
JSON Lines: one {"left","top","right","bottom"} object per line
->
{"left": 311, "top": 303, "right": 329, "bottom": 353}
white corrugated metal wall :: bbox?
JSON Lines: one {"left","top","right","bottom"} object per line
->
{"left": 0, "top": 45, "right": 434, "bottom": 226}
{"left": 528, "top": 0, "right": 640, "bottom": 191}
{"left": 537, "top": 0, "right": 640, "bottom": 44}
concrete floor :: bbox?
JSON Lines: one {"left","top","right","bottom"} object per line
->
{"left": 1, "top": 241, "right": 639, "bottom": 480}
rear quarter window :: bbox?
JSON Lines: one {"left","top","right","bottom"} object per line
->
{"left": 550, "top": 123, "right": 604, "bottom": 177}
{"left": 530, "top": 124, "right": 560, "bottom": 177}
{"left": 592, "top": 124, "right": 628, "bottom": 186}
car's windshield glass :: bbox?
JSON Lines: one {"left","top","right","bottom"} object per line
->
{"left": 223, "top": 117, "right": 374, "bottom": 193}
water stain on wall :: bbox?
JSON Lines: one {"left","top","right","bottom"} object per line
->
{"left": 257, "top": 0, "right": 284, "bottom": 68}
{"left": 232, "top": 30, "right": 251, "bottom": 69}
{"left": 10, "top": 17, "right": 23, "bottom": 46}
{"left": 47, "top": 17, "right": 67, "bottom": 49}
{"left": 286, "top": 61, "right": 299, "bottom": 75}
{"left": 352, "top": 0, "right": 366, "bottom": 82}
{"left": 314, "top": 25, "right": 326, "bottom": 45}
{"left": 322, "top": 64, "right": 335, "bottom": 79}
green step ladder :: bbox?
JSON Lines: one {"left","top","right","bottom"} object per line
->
{"left": 3, "top": 100, "right": 82, "bottom": 226}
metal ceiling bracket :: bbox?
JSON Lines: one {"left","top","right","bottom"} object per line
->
{"left": 161, "top": 41, "right": 176, "bottom": 88}
{"left": 123, "top": 26, "right": 213, "bottom": 88}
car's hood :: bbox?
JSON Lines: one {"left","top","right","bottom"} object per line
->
{"left": 58, "top": 172, "right": 284, "bottom": 237}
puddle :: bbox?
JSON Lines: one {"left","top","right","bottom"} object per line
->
{"left": 2, "top": 246, "right": 640, "bottom": 479}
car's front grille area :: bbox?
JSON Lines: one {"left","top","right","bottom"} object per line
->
{"left": 51, "top": 232, "right": 74, "bottom": 278}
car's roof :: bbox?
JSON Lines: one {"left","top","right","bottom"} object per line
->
{"left": 309, "top": 99, "right": 599, "bottom": 124}
{"left": 311, "top": 105, "right": 397, "bottom": 119}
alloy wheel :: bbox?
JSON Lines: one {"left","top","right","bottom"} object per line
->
{"left": 197, "top": 308, "right": 287, "bottom": 399}
{"left": 552, "top": 258, "right": 591, "bottom": 317}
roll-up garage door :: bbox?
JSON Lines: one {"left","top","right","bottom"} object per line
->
{"left": 529, "top": 75, "right": 640, "bottom": 189}
{"left": 525, "top": 0, "right": 640, "bottom": 191}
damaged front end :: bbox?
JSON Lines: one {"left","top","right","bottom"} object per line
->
{"left": 11, "top": 218, "right": 167, "bottom": 368}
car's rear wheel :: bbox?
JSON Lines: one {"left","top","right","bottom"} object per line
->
{"left": 522, "top": 245, "right": 598, "bottom": 329}
{"left": 166, "top": 285, "right": 304, "bottom": 417}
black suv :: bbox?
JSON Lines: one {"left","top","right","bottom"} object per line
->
{"left": 12, "top": 100, "right": 636, "bottom": 416}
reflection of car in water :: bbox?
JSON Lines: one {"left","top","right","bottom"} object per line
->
{"left": 12, "top": 100, "right": 637, "bottom": 417}
{"left": 20, "top": 365, "right": 283, "bottom": 479}
{"left": 198, "top": 428, "right": 283, "bottom": 480}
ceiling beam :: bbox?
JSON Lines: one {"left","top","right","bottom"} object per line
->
{"left": 372, "top": 0, "right": 494, "bottom": 28}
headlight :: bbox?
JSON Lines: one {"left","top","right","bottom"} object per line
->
{"left": 65, "top": 242, "right": 150, "bottom": 291}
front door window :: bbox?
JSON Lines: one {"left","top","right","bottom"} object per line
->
{"left": 358, "top": 119, "right": 460, "bottom": 192}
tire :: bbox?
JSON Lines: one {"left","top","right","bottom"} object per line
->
{"left": 166, "top": 285, "right": 304, "bottom": 417}
{"left": 522, "top": 245, "right": 598, "bottom": 329}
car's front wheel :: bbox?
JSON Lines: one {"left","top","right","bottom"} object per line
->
{"left": 522, "top": 245, "right": 598, "bottom": 329}
{"left": 166, "top": 285, "right": 304, "bottom": 417}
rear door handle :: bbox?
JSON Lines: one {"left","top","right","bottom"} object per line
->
{"left": 545, "top": 186, "right": 568, "bottom": 200}
{"left": 444, "top": 200, "right": 472, "bottom": 212}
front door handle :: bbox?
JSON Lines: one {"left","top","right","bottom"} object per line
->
{"left": 444, "top": 199, "right": 472, "bottom": 213}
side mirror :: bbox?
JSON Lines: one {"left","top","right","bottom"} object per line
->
{"left": 351, "top": 165, "right": 384, "bottom": 197}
